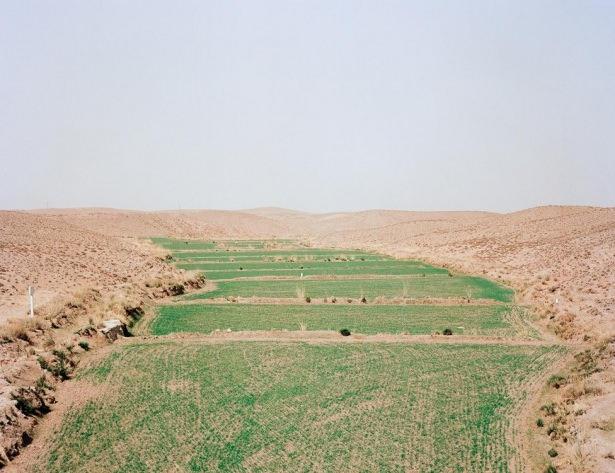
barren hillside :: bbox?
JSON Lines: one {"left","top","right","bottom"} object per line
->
{"left": 32, "top": 209, "right": 290, "bottom": 238}
{"left": 0, "top": 211, "right": 181, "bottom": 321}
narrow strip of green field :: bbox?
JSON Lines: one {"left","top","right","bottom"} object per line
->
{"left": 37, "top": 341, "right": 564, "bottom": 473}
{"left": 176, "top": 260, "right": 417, "bottom": 271}
{"left": 151, "top": 237, "right": 216, "bottom": 250}
{"left": 215, "top": 239, "right": 297, "bottom": 249}
{"left": 176, "top": 254, "right": 391, "bottom": 263}
{"left": 151, "top": 303, "right": 536, "bottom": 337}
{"left": 171, "top": 249, "right": 376, "bottom": 259}
{"left": 188, "top": 276, "right": 514, "bottom": 302}
{"left": 176, "top": 260, "right": 448, "bottom": 279}
{"left": 191, "top": 268, "right": 448, "bottom": 280}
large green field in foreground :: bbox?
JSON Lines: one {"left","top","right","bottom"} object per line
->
{"left": 152, "top": 303, "right": 539, "bottom": 338}
{"left": 36, "top": 341, "right": 563, "bottom": 473}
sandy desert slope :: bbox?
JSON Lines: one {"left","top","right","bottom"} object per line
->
{"left": 31, "top": 208, "right": 291, "bottom": 238}
{"left": 0, "top": 211, "right": 183, "bottom": 321}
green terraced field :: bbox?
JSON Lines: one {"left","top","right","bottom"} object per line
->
{"left": 171, "top": 249, "right": 378, "bottom": 259}
{"left": 176, "top": 254, "right": 391, "bottom": 263}
{"left": 176, "top": 260, "right": 448, "bottom": 279}
{"left": 188, "top": 276, "right": 514, "bottom": 302}
{"left": 35, "top": 341, "right": 564, "bottom": 473}
{"left": 150, "top": 303, "right": 539, "bottom": 338}
{"left": 183, "top": 267, "right": 449, "bottom": 280}
{"left": 176, "top": 260, "right": 424, "bottom": 271}
{"left": 33, "top": 238, "right": 553, "bottom": 472}
{"left": 151, "top": 237, "right": 217, "bottom": 251}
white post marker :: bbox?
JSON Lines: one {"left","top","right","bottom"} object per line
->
{"left": 28, "top": 286, "right": 35, "bottom": 318}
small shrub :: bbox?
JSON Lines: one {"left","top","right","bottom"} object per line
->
{"left": 361, "top": 297, "right": 367, "bottom": 304}
{"left": 11, "top": 393, "right": 36, "bottom": 416}
{"left": 50, "top": 360, "right": 70, "bottom": 380}
{"left": 443, "top": 328, "right": 453, "bottom": 336}
{"left": 305, "top": 296, "right": 311, "bottom": 303}
{"left": 536, "top": 418, "right": 544, "bottom": 427}
{"left": 169, "top": 284, "right": 185, "bottom": 296}
{"left": 545, "top": 465, "right": 557, "bottom": 473}
{"left": 542, "top": 403, "right": 556, "bottom": 416}
{"left": 11, "top": 326, "right": 31, "bottom": 343}
{"left": 448, "top": 272, "right": 453, "bottom": 277}
{"left": 340, "top": 329, "right": 351, "bottom": 337}
{"left": 331, "top": 297, "right": 337, "bottom": 304}
{"left": 239, "top": 267, "right": 243, "bottom": 271}
{"left": 78, "top": 340, "right": 90, "bottom": 351}
{"left": 35, "top": 375, "right": 52, "bottom": 392}
{"left": 52, "top": 349, "right": 67, "bottom": 361}
{"left": 547, "top": 374, "right": 566, "bottom": 389}
{"left": 46, "top": 350, "right": 71, "bottom": 380}
{"left": 548, "top": 449, "right": 558, "bottom": 458}
{"left": 37, "top": 356, "right": 49, "bottom": 370}
{"left": 347, "top": 298, "right": 353, "bottom": 304}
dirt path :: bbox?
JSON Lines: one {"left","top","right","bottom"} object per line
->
{"left": 133, "top": 330, "right": 561, "bottom": 347}
{"left": 172, "top": 296, "right": 507, "bottom": 306}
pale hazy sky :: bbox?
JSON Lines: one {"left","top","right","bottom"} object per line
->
{"left": 1, "top": 1, "right": 614, "bottom": 212}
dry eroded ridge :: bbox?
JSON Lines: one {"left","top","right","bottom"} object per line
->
{"left": 30, "top": 239, "right": 564, "bottom": 472}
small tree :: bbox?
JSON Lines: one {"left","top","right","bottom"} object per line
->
{"left": 340, "top": 329, "right": 351, "bottom": 337}
{"left": 443, "top": 328, "right": 453, "bottom": 336}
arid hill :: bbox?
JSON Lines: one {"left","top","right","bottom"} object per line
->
{"left": 0, "top": 211, "right": 179, "bottom": 321}
{"left": 1, "top": 205, "right": 613, "bottom": 471}
{"left": 4, "top": 206, "right": 614, "bottom": 341}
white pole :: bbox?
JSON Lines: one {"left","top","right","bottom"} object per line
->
{"left": 28, "top": 286, "right": 34, "bottom": 318}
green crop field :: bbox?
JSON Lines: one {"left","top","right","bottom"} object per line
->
{"left": 182, "top": 267, "right": 451, "bottom": 280}
{"left": 175, "top": 260, "right": 427, "bottom": 271}
{"left": 151, "top": 303, "right": 539, "bottom": 338}
{"left": 187, "top": 276, "right": 514, "bottom": 302}
{"left": 33, "top": 239, "right": 559, "bottom": 472}
{"left": 176, "top": 260, "right": 448, "bottom": 279}
{"left": 151, "top": 237, "right": 217, "bottom": 250}
{"left": 175, "top": 254, "right": 391, "bottom": 263}
{"left": 34, "top": 341, "right": 564, "bottom": 473}
{"left": 171, "top": 249, "right": 377, "bottom": 259}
